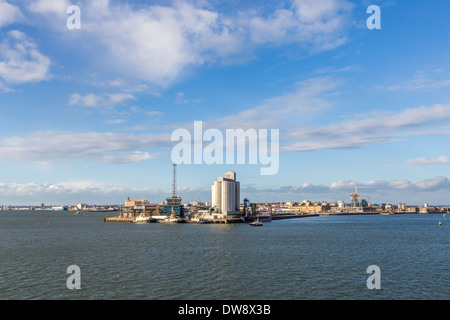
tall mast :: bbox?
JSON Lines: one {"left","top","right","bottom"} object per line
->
{"left": 172, "top": 163, "right": 177, "bottom": 198}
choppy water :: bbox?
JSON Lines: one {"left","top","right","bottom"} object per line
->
{"left": 0, "top": 211, "right": 448, "bottom": 300}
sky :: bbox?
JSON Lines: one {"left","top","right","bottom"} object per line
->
{"left": 0, "top": 0, "right": 449, "bottom": 206}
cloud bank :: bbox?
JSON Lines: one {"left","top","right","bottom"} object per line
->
{"left": 23, "top": 0, "right": 353, "bottom": 88}
{"left": 2, "top": 176, "right": 448, "bottom": 205}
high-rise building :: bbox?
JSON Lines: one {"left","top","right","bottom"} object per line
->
{"left": 211, "top": 172, "right": 241, "bottom": 217}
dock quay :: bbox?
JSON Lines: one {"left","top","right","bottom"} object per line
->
{"left": 319, "top": 212, "right": 380, "bottom": 216}
{"left": 104, "top": 214, "right": 321, "bottom": 223}
{"left": 104, "top": 216, "right": 134, "bottom": 223}
{"left": 271, "top": 214, "right": 319, "bottom": 220}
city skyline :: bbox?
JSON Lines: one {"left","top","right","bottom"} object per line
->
{"left": 1, "top": 0, "right": 450, "bottom": 206}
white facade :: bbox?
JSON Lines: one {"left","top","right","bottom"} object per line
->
{"left": 211, "top": 172, "right": 241, "bottom": 216}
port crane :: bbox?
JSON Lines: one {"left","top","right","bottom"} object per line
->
{"left": 243, "top": 198, "right": 256, "bottom": 216}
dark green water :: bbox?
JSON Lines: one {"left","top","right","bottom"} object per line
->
{"left": 0, "top": 211, "right": 448, "bottom": 299}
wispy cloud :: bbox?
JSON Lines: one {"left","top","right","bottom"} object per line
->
{"left": 243, "top": 176, "right": 450, "bottom": 194}
{"left": 0, "top": 0, "right": 23, "bottom": 28}
{"left": 406, "top": 156, "right": 450, "bottom": 166}
{"left": 0, "top": 30, "right": 51, "bottom": 84}
{"left": 69, "top": 93, "right": 136, "bottom": 110}
{"left": 2, "top": 74, "right": 450, "bottom": 166}
{"left": 241, "top": 176, "right": 450, "bottom": 204}
{"left": 24, "top": 0, "right": 354, "bottom": 88}
{"left": 377, "top": 73, "right": 450, "bottom": 91}
{"left": 28, "top": 0, "right": 71, "bottom": 18}
{"left": 0, "top": 180, "right": 207, "bottom": 205}
{"left": 103, "top": 119, "right": 125, "bottom": 125}
{"left": 145, "top": 111, "right": 163, "bottom": 117}
{"left": 174, "top": 91, "right": 201, "bottom": 104}
{"left": 204, "top": 76, "right": 340, "bottom": 130}
{"left": 282, "top": 103, "right": 450, "bottom": 152}
{"left": 3, "top": 176, "right": 448, "bottom": 205}
{"left": 195, "top": 76, "right": 450, "bottom": 153}
{"left": 0, "top": 131, "right": 170, "bottom": 164}
{"left": 244, "top": 0, "right": 353, "bottom": 49}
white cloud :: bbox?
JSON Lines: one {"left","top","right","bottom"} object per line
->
{"left": 402, "top": 75, "right": 450, "bottom": 90}
{"left": 0, "top": 30, "right": 51, "bottom": 84}
{"left": 0, "top": 0, "right": 23, "bottom": 28}
{"left": 378, "top": 73, "right": 450, "bottom": 91}
{"left": 26, "top": 0, "right": 353, "bottom": 88}
{"left": 97, "top": 151, "right": 158, "bottom": 164}
{"left": 174, "top": 91, "right": 201, "bottom": 104}
{"left": 388, "top": 180, "right": 411, "bottom": 190}
{"left": 204, "top": 76, "right": 340, "bottom": 130}
{"left": 145, "top": 111, "right": 163, "bottom": 117}
{"left": 2, "top": 175, "right": 448, "bottom": 205}
{"left": 0, "top": 81, "right": 14, "bottom": 93}
{"left": 3, "top": 75, "right": 450, "bottom": 166}
{"left": 282, "top": 103, "right": 450, "bottom": 152}
{"left": 28, "top": 0, "right": 71, "bottom": 18}
{"left": 104, "top": 119, "right": 125, "bottom": 125}
{"left": 0, "top": 180, "right": 125, "bottom": 197}
{"left": 415, "top": 176, "right": 449, "bottom": 190}
{"left": 242, "top": 176, "right": 450, "bottom": 201}
{"left": 69, "top": 93, "right": 102, "bottom": 107}
{"left": 330, "top": 179, "right": 356, "bottom": 190}
{"left": 69, "top": 93, "right": 136, "bottom": 109}
{"left": 406, "top": 156, "right": 450, "bottom": 166}
{"left": 246, "top": 0, "right": 353, "bottom": 48}
{"left": 0, "top": 130, "right": 170, "bottom": 164}
{"left": 0, "top": 179, "right": 211, "bottom": 205}
{"left": 194, "top": 74, "right": 450, "bottom": 153}
{"left": 175, "top": 92, "right": 188, "bottom": 104}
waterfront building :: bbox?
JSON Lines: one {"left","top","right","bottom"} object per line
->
{"left": 211, "top": 172, "right": 241, "bottom": 219}
{"left": 406, "top": 206, "right": 419, "bottom": 213}
{"left": 163, "top": 196, "right": 183, "bottom": 217}
{"left": 290, "top": 202, "right": 331, "bottom": 214}
{"left": 121, "top": 198, "right": 161, "bottom": 218}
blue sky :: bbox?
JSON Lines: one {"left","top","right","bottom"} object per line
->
{"left": 0, "top": 0, "right": 449, "bottom": 206}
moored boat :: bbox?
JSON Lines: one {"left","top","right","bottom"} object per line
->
{"left": 241, "top": 213, "right": 272, "bottom": 223}
{"left": 133, "top": 215, "right": 157, "bottom": 223}
{"left": 249, "top": 219, "right": 263, "bottom": 226}
{"left": 52, "top": 206, "right": 68, "bottom": 211}
{"left": 189, "top": 218, "right": 211, "bottom": 224}
{"left": 160, "top": 213, "right": 186, "bottom": 223}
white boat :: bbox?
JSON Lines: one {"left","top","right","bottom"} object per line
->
{"left": 52, "top": 206, "right": 67, "bottom": 211}
{"left": 189, "top": 216, "right": 211, "bottom": 224}
{"left": 133, "top": 215, "right": 157, "bottom": 223}
{"left": 152, "top": 215, "right": 169, "bottom": 221}
{"left": 160, "top": 213, "right": 185, "bottom": 223}
{"left": 249, "top": 219, "right": 263, "bottom": 226}
{"left": 189, "top": 218, "right": 210, "bottom": 224}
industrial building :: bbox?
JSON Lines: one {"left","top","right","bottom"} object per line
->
{"left": 211, "top": 172, "right": 241, "bottom": 220}
{"left": 120, "top": 164, "right": 183, "bottom": 219}
{"left": 121, "top": 198, "right": 161, "bottom": 218}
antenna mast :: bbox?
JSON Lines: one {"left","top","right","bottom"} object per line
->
{"left": 172, "top": 163, "right": 177, "bottom": 198}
